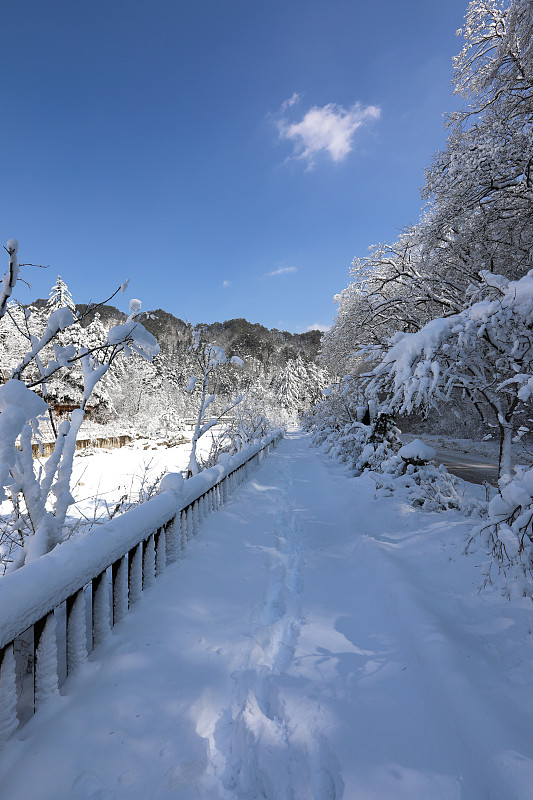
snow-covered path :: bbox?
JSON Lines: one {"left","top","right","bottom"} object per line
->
{"left": 1, "top": 431, "right": 533, "bottom": 799}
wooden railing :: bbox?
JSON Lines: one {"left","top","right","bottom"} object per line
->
{"left": 0, "top": 432, "right": 282, "bottom": 744}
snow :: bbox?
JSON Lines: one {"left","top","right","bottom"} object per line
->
{"left": 64, "top": 434, "right": 217, "bottom": 527}
{"left": 107, "top": 319, "right": 159, "bottom": 359}
{"left": 0, "top": 382, "right": 48, "bottom": 501}
{"left": 47, "top": 306, "right": 74, "bottom": 333}
{"left": 0, "top": 431, "right": 532, "bottom": 798}
{"left": 0, "top": 379, "right": 47, "bottom": 418}
{"left": 398, "top": 438, "right": 436, "bottom": 461}
{"left": 128, "top": 298, "right": 142, "bottom": 315}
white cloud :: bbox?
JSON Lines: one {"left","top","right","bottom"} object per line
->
{"left": 306, "top": 323, "right": 331, "bottom": 332}
{"left": 222, "top": 279, "right": 231, "bottom": 288}
{"left": 266, "top": 266, "right": 298, "bottom": 277}
{"left": 281, "top": 91, "right": 300, "bottom": 112}
{"left": 278, "top": 100, "right": 380, "bottom": 167}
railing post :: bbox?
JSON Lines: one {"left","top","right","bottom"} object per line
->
{"left": 92, "top": 571, "right": 110, "bottom": 649}
{"left": 185, "top": 506, "right": 192, "bottom": 541}
{"left": 129, "top": 543, "right": 143, "bottom": 605}
{"left": 163, "top": 517, "right": 179, "bottom": 563}
{"left": 66, "top": 588, "right": 87, "bottom": 676}
{"left": 112, "top": 556, "right": 128, "bottom": 624}
{"left": 193, "top": 500, "right": 200, "bottom": 534}
{"left": 155, "top": 527, "right": 166, "bottom": 576}
{"left": 143, "top": 534, "right": 156, "bottom": 589}
{"left": 0, "top": 644, "right": 19, "bottom": 744}
{"left": 34, "top": 612, "right": 59, "bottom": 711}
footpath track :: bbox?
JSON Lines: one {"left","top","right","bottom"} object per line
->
{"left": 0, "top": 431, "right": 532, "bottom": 799}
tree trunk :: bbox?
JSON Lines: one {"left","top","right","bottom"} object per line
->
{"left": 498, "top": 419, "right": 513, "bottom": 479}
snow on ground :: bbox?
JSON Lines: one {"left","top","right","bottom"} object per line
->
{"left": 68, "top": 439, "right": 190, "bottom": 524}
{"left": 57, "top": 431, "right": 217, "bottom": 529}
{"left": 1, "top": 430, "right": 533, "bottom": 798}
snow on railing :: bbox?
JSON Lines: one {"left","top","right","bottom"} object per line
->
{"left": 0, "top": 431, "right": 282, "bottom": 745}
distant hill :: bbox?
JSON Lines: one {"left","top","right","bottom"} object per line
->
{"left": 48, "top": 302, "right": 326, "bottom": 368}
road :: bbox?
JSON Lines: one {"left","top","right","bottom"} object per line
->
{"left": 434, "top": 449, "right": 500, "bottom": 486}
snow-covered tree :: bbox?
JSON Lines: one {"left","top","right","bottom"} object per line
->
{"left": 0, "top": 242, "right": 159, "bottom": 571}
{"left": 271, "top": 357, "right": 305, "bottom": 414}
{"left": 355, "top": 412, "right": 402, "bottom": 473}
{"left": 47, "top": 275, "right": 76, "bottom": 313}
{"left": 344, "top": 0, "right": 532, "bottom": 317}
{"left": 365, "top": 270, "right": 533, "bottom": 478}
{"left": 185, "top": 328, "right": 243, "bottom": 476}
{"left": 320, "top": 0, "right": 533, "bottom": 446}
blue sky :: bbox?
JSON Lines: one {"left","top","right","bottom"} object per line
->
{"left": 2, "top": 0, "right": 468, "bottom": 333}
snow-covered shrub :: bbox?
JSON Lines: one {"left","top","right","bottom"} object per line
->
{"left": 353, "top": 430, "right": 469, "bottom": 511}
{"left": 303, "top": 375, "right": 364, "bottom": 444}
{"left": 303, "top": 383, "right": 370, "bottom": 471}
{"left": 304, "top": 373, "right": 481, "bottom": 512}
{"left": 371, "top": 461, "right": 468, "bottom": 512}
{"left": 469, "top": 465, "right": 533, "bottom": 589}
{"left": 355, "top": 412, "right": 402, "bottom": 473}
{"left": 324, "top": 420, "right": 369, "bottom": 471}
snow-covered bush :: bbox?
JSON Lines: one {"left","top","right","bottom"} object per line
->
{"left": 322, "top": 420, "right": 369, "bottom": 471}
{"left": 371, "top": 460, "right": 468, "bottom": 512}
{"left": 303, "top": 376, "right": 364, "bottom": 439}
{"left": 355, "top": 412, "right": 402, "bottom": 473}
{"left": 469, "top": 466, "right": 533, "bottom": 589}
{"left": 302, "top": 377, "right": 371, "bottom": 471}
{"left": 370, "top": 436, "right": 486, "bottom": 513}
{"left": 308, "top": 390, "right": 481, "bottom": 514}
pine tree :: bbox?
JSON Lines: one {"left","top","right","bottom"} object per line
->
{"left": 47, "top": 275, "right": 76, "bottom": 313}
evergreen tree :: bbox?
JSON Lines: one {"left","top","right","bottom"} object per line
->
{"left": 47, "top": 275, "right": 76, "bottom": 313}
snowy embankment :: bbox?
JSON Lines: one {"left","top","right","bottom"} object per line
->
{"left": 0, "top": 431, "right": 532, "bottom": 799}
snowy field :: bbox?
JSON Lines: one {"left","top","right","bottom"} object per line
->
{"left": 0, "top": 430, "right": 532, "bottom": 799}
{"left": 68, "top": 438, "right": 193, "bottom": 525}
{"left": 33, "top": 432, "right": 218, "bottom": 534}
